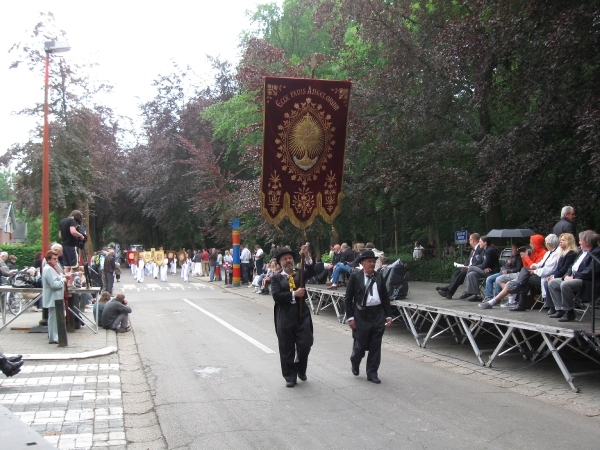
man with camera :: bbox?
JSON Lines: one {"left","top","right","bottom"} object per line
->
{"left": 59, "top": 210, "right": 86, "bottom": 285}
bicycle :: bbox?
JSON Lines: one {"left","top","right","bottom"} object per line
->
{"left": 1, "top": 275, "right": 23, "bottom": 316}
{"left": 6, "top": 291, "right": 23, "bottom": 315}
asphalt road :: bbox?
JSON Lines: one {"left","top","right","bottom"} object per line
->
{"left": 122, "top": 279, "right": 600, "bottom": 449}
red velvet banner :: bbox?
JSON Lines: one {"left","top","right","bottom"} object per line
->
{"left": 261, "top": 77, "right": 352, "bottom": 229}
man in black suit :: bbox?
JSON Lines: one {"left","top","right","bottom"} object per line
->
{"left": 463, "top": 236, "right": 500, "bottom": 302}
{"left": 548, "top": 230, "right": 600, "bottom": 322}
{"left": 436, "top": 233, "right": 483, "bottom": 299}
{"left": 271, "top": 245, "right": 315, "bottom": 387}
{"left": 344, "top": 250, "right": 392, "bottom": 384}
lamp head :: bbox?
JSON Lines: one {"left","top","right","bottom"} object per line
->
{"left": 45, "top": 40, "right": 71, "bottom": 54}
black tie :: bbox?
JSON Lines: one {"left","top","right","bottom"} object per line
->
{"left": 362, "top": 274, "right": 375, "bottom": 307}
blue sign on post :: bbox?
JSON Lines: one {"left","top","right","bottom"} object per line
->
{"left": 455, "top": 230, "right": 468, "bottom": 245}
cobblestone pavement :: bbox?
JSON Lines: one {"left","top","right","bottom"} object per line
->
{"left": 0, "top": 357, "right": 126, "bottom": 449}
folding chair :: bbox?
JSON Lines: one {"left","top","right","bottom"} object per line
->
{"left": 573, "top": 294, "right": 600, "bottom": 322}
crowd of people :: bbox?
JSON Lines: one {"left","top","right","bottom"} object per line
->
{"left": 435, "top": 206, "right": 600, "bottom": 322}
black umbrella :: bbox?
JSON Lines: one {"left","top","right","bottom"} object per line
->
{"left": 485, "top": 229, "right": 536, "bottom": 239}
{"left": 486, "top": 229, "right": 536, "bottom": 245}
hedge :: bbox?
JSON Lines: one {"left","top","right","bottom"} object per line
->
{"left": 0, "top": 245, "right": 42, "bottom": 270}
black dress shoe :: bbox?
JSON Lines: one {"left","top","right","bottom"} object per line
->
{"left": 467, "top": 295, "right": 482, "bottom": 302}
{"left": 351, "top": 366, "right": 359, "bottom": 376}
{"left": 437, "top": 289, "right": 449, "bottom": 298}
{"left": 286, "top": 380, "right": 296, "bottom": 388}
{"left": 436, "top": 286, "right": 448, "bottom": 291}
{"left": 298, "top": 373, "right": 307, "bottom": 381}
{"left": 558, "top": 310, "right": 576, "bottom": 322}
{"left": 459, "top": 292, "right": 472, "bottom": 300}
{"left": 445, "top": 293, "right": 453, "bottom": 299}
{"left": 367, "top": 376, "right": 381, "bottom": 384}
{"left": 509, "top": 305, "right": 526, "bottom": 311}
{"left": 547, "top": 307, "right": 556, "bottom": 315}
{"left": 7, "top": 354, "right": 22, "bottom": 363}
{"left": 549, "top": 310, "right": 565, "bottom": 318}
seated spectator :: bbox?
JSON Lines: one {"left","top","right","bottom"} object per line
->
{"left": 436, "top": 233, "right": 483, "bottom": 299}
{"left": 323, "top": 244, "right": 342, "bottom": 280}
{"left": 252, "top": 259, "right": 269, "bottom": 293}
{"left": 101, "top": 293, "right": 132, "bottom": 332}
{"left": 483, "top": 243, "right": 523, "bottom": 301}
{"left": 463, "top": 236, "right": 500, "bottom": 302}
{"left": 479, "top": 234, "right": 558, "bottom": 309}
{"left": 6, "top": 255, "right": 18, "bottom": 271}
{"left": 326, "top": 243, "right": 357, "bottom": 290}
{"left": 93, "top": 291, "right": 111, "bottom": 326}
{"left": 365, "top": 242, "right": 385, "bottom": 270}
{"left": 548, "top": 230, "right": 600, "bottom": 322}
{"left": 413, "top": 242, "right": 424, "bottom": 259}
{"left": 257, "top": 260, "right": 277, "bottom": 294}
{"left": 542, "top": 233, "right": 578, "bottom": 315}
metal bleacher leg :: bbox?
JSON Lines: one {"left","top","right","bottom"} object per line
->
{"left": 400, "top": 305, "right": 422, "bottom": 346}
{"left": 541, "top": 332, "right": 578, "bottom": 392}
{"left": 458, "top": 317, "right": 485, "bottom": 365}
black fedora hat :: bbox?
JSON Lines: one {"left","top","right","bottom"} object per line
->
{"left": 358, "top": 249, "right": 377, "bottom": 263}
{"left": 276, "top": 247, "right": 296, "bottom": 263}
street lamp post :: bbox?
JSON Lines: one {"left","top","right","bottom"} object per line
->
{"left": 42, "top": 40, "right": 70, "bottom": 255}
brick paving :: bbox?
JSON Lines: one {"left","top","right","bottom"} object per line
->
{"left": 0, "top": 359, "right": 126, "bottom": 449}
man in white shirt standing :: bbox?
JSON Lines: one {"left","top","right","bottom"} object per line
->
{"left": 240, "top": 245, "right": 252, "bottom": 285}
{"left": 254, "top": 245, "right": 264, "bottom": 276}
{"left": 344, "top": 250, "right": 392, "bottom": 384}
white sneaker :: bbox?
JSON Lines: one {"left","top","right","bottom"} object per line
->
{"left": 501, "top": 302, "right": 517, "bottom": 308}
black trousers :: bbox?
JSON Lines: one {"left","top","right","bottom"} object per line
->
{"left": 241, "top": 263, "right": 249, "bottom": 284}
{"left": 350, "top": 304, "right": 385, "bottom": 377}
{"left": 104, "top": 271, "right": 114, "bottom": 294}
{"left": 275, "top": 302, "right": 314, "bottom": 382}
{"left": 446, "top": 269, "right": 468, "bottom": 296}
{"left": 515, "top": 274, "right": 541, "bottom": 308}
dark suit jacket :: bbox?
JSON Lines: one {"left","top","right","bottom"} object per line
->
{"left": 550, "top": 250, "right": 577, "bottom": 279}
{"left": 340, "top": 248, "right": 355, "bottom": 264}
{"left": 567, "top": 246, "right": 600, "bottom": 302}
{"left": 332, "top": 251, "right": 343, "bottom": 265}
{"left": 467, "top": 245, "right": 484, "bottom": 268}
{"left": 344, "top": 270, "right": 392, "bottom": 320}
{"left": 474, "top": 246, "right": 500, "bottom": 273}
{"left": 271, "top": 263, "right": 315, "bottom": 306}
{"left": 104, "top": 254, "right": 116, "bottom": 273}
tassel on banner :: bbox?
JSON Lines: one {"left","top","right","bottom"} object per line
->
{"left": 275, "top": 226, "right": 284, "bottom": 235}
{"left": 332, "top": 226, "right": 339, "bottom": 238}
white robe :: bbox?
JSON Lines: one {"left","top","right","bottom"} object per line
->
{"left": 170, "top": 260, "right": 176, "bottom": 274}
{"left": 181, "top": 260, "right": 189, "bottom": 282}
{"left": 152, "top": 262, "right": 159, "bottom": 279}
{"left": 160, "top": 264, "right": 168, "bottom": 282}
{"left": 137, "top": 259, "right": 144, "bottom": 282}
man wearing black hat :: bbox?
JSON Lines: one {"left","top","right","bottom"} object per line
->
{"left": 271, "top": 244, "right": 315, "bottom": 387}
{"left": 344, "top": 250, "right": 392, "bottom": 384}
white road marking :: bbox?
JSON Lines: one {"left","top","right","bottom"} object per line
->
{"left": 169, "top": 283, "right": 185, "bottom": 290}
{"left": 146, "top": 284, "right": 160, "bottom": 291}
{"left": 122, "top": 284, "right": 136, "bottom": 290}
{"left": 182, "top": 299, "right": 276, "bottom": 354}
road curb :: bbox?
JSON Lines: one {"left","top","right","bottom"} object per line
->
{"left": 10, "top": 345, "right": 118, "bottom": 361}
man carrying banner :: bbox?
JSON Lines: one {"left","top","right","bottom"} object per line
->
{"left": 271, "top": 244, "right": 315, "bottom": 387}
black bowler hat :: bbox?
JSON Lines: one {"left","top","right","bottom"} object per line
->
{"left": 276, "top": 247, "right": 296, "bottom": 264}
{"left": 358, "top": 250, "right": 377, "bottom": 263}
